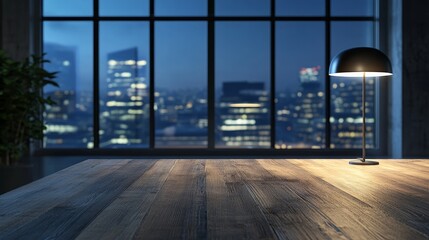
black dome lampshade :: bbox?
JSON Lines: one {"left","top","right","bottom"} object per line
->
{"left": 329, "top": 47, "right": 392, "bottom": 77}
{"left": 329, "top": 47, "right": 392, "bottom": 166}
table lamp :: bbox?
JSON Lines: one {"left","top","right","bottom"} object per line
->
{"left": 329, "top": 47, "right": 392, "bottom": 165}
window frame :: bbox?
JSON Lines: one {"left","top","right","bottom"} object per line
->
{"left": 39, "top": 0, "right": 388, "bottom": 157}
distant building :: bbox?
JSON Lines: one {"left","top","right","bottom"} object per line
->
{"left": 44, "top": 43, "right": 76, "bottom": 92}
{"left": 100, "top": 47, "right": 149, "bottom": 148}
{"left": 331, "top": 78, "right": 376, "bottom": 148}
{"left": 276, "top": 66, "right": 325, "bottom": 149}
{"left": 43, "top": 43, "right": 90, "bottom": 148}
{"left": 294, "top": 66, "right": 325, "bottom": 148}
{"left": 217, "top": 81, "right": 270, "bottom": 148}
{"left": 155, "top": 89, "right": 208, "bottom": 147}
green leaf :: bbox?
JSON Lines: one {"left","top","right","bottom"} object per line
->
{"left": 0, "top": 50, "right": 59, "bottom": 164}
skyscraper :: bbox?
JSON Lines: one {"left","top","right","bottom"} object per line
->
{"left": 294, "top": 66, "right": 325, "bottom": 147}
{"left": 155, "top": 89, "right": 208, "bottom": 147}
{"left": 276, "top": 66, "right": 325, "bottom": 149}
{"left": 43, "top": 43, "right": 87, "bottom": 148}
{"left": 44, "top": 43, "right": 77, "bottom": 92}
{"left": 217, "top": 81, "right": 270, "bottom": 148}
{"left": 100, "top": 47, "right": 149, "bottom": 148}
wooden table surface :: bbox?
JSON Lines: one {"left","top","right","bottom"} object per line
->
{"left": 0, "top": 159, "right": 428, "bottom": 239}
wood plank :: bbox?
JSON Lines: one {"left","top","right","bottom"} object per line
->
{"left": 376, "top": 160, "right": 429, "bottom": 181}
{"left": 0, "top": 160, "right": 156, "bottom": 240}
{"left": 1, "top": 159, "right": 106, "bottom": 202}
{"left": 132, "top": 159, "right": 207, "bottom": 239}
{"left": 408, "top": 160, "right": 429, "bottom": 168}
{"left": 261, "top": 159, "right": 429, "bottom": 239}
{"left": 395, "top": 160, "right": 429, "bottom": 173}
{"left": 293, "top": 160, "right": 429, "bottom": 196}
{"left": 384, "top": 161, "right": 429, "bottom": 180}
{"left": 0, "top": 159, "right": 131, "bottom": 230}
{"left": 290, "top": 159, "right": 429, "bottom": 233}
{"left": 0, "top": 159, "right": 428, "bottom": 239}
{"left": 206, "top": 159, "right": 276, "bottom": 239}
{"left": 235, "top": 159, "right": 351, "bottom": 239}
{"left": 76, "top": 160, "right": 176, "bottom": 240}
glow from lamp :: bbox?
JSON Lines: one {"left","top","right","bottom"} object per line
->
{"left": 330, "top": 72, "right": 392, "bottom": 77}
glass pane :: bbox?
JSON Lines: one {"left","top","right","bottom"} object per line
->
{"left": 331, "top": 0, "right": 374, "bottom": 16}
{"left": 216, "top": 0, "right": 270, "bottom": 16}
{"left": 43, "top": 22, "right": 93, "bottom": 148}
{"left": 100, "top": 0, "right": 149, "bottom": 16}
{"left": 276, "top": 0, "right": 325, "bottom": 16}
{"left": 156, "top": 0, "right": 207, "bottom": 16}
{"left": 330, "top": 22, "right": 375, "bottom": 149}
{"left": 99, "top": 22, "right": 150, "bottom": 148}
{"left": 215, "top": 22, "right": 270, "bottom": 148}
{"left": 275, "top": 22, "right": 325, "bottom": 149}
{"left": 155, "top": 22, "right": 208, "bottom": 147}
{"left": 43, "top": 0, "right": 92, "bottom": 16}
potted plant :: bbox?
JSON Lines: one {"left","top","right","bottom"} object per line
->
{"left": 0, "top": 50, "right": 58, "bottom": 166}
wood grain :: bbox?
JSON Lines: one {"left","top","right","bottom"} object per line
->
{"left": 1, "top": 160, "right": 156, "bottom": 239}
{"left": 206, "top": 160, "right": 276, "bottom": 239}
{"left": 133, "top": 159, "right": 207, "bottom": 240}
{"left": 0, "top": 159, "right": 428, "bottom": 240}
{"left": 76, "top": 160, "right": 176, "bottom": 240}
{"left": 286, "top": 159, "right": 429, "bottom": 238}
{"left": 0, "top": 160, "right": 131, "bottom": 230}
{"left": 237, "top": 159, "right": 351, "bottom": 239}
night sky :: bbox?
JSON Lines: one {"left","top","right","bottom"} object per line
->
{"left": 43, "top": 0, "right": 375, "bottom": 92}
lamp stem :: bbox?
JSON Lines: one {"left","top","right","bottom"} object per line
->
{"left": 362, "top": 72, "right": 366, "bottom": 162}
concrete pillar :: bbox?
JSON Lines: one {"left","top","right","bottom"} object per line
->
{"left": 387, "top": 0, "right": 402, "bottom": 158}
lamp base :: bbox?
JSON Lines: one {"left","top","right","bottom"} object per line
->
{"left": 349, "top": 158, "right": 379, "bottom": 165}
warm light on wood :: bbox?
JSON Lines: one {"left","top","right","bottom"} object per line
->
{"left": 0, "top": 159, "right": 427, "bottom": 239}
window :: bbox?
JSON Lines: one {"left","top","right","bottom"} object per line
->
{"left": 99, "top": 22, "right": 150, "bottom": 148}
{"left": 215, "top": 22, "right": 270, "bottom": 148}
{"left": 275, "top": 22, "right": 325, "bottom": 149}
{"left": 43, "top": 21, "right": 93, "bottom": 148}
{"left": 155, "top": 22, "right": 208, "bottom": 148}
{"left": 42, "top": 0, "right": 381, "bottom": 153}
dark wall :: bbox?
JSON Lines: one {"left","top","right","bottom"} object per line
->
{"left": 402, "top": 0, "right": 429, "bottom": 157}
{"left": 0, "top": 0, "right": 34, "bottom": 60}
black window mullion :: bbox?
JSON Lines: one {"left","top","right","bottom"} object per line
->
{"left": 207, "top": 0, "right": 215, "bottom": 149}
{"left": 149, "top": 0, "right": 155, "bottom": 148}
{"left": 325, "top": 0, "right": 332, "bottom": 149}
{"left": 270, "top": 0, "right": 276, "bottom": 148}
{"left": 41, "top": 16, "right": 376, "bottom": 21}
{"left": 40, "top": 0, "right": 45, "bottom": 150}
{"left": 93, "top": 0, "right": 100, "bottom": 148}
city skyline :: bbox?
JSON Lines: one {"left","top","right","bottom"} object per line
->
{"left": 43, "top": 41, "right": 376, "bottom": 149}
{"left": 43, "top": 0, "right": 378, "bottom": 149}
